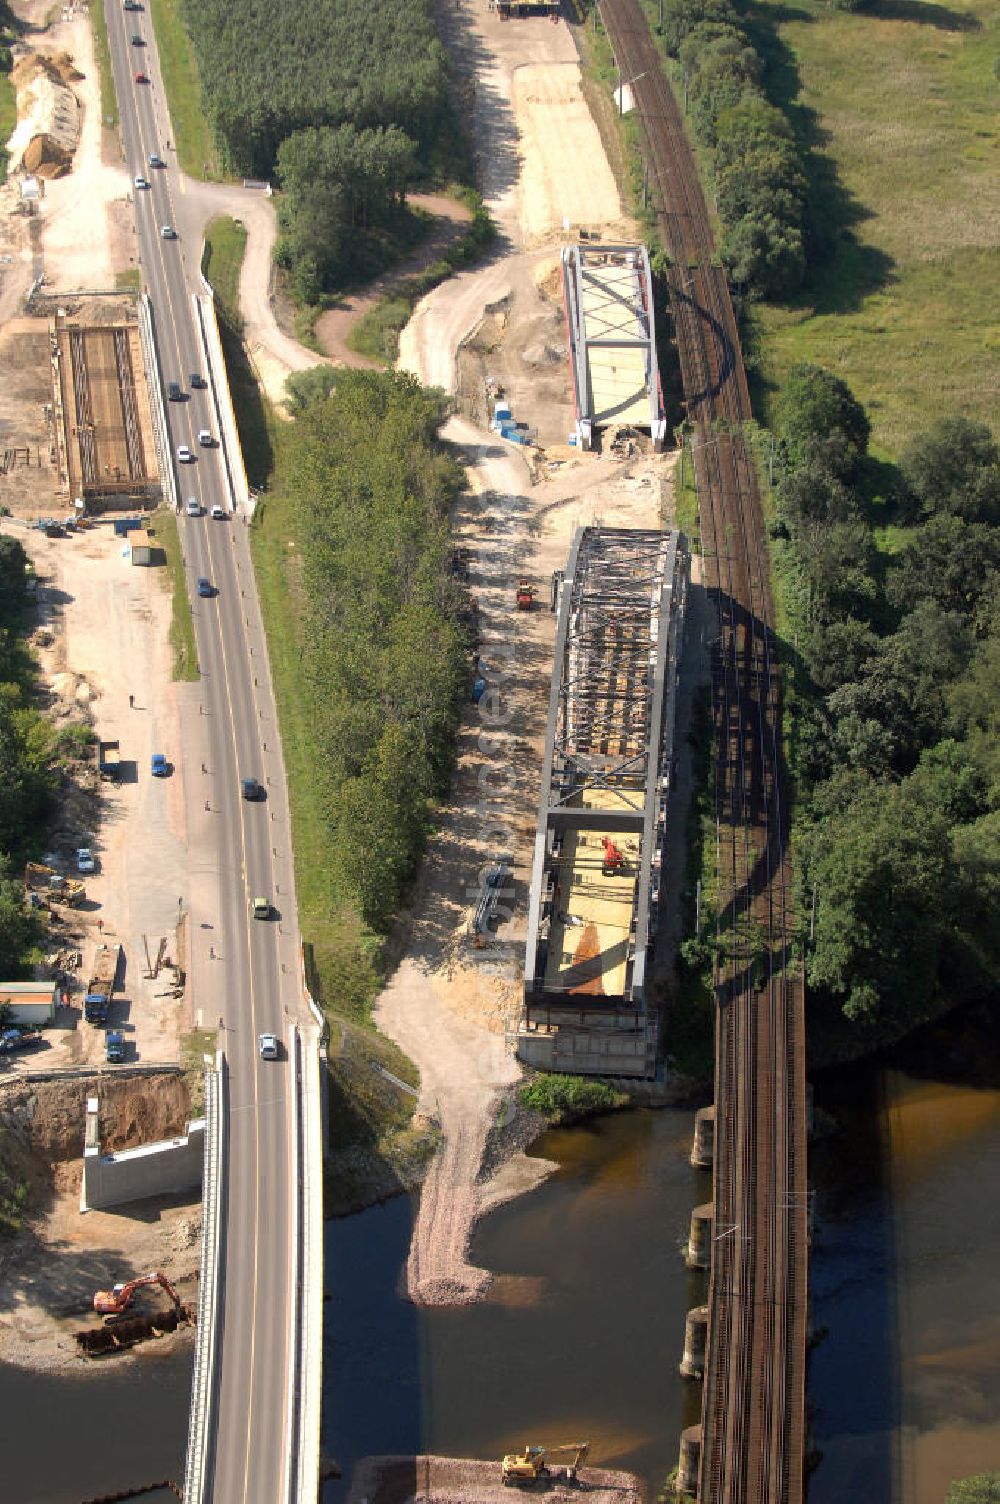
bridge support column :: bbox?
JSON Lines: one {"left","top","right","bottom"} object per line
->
{"left": 690, "top": 1106, "right": 715, "bottom": 1168}
{"left": 679, "top": 1305, "right": 709, "bottom": 1379}
{"left": 685, "top": 1203, "right": 713, "bottom": 1269}
{"left": 676, "top": 1425, "right": 702, "bottom": 1498}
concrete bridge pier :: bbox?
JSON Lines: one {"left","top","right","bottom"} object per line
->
{"left": 679, "top": 1305, "right": 709, "bottom": 1379}
{"left": 685, "top": 1203, "right": 714, "bottom": 1268}
{"left": 690, "top": 1106, "right": 715, "bottom": 1168}
{"left": 676, "top": 1426, "right": 702, "bottom": 1497}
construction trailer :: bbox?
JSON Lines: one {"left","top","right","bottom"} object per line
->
{"left": 0, "top": 981, "right": 59, "bottom": 1026}
{"left": 519, "top": 526, "right": 687, "bottom": 1078}
{"left": 561, "top": 243, "right": 667, "bottom": 452}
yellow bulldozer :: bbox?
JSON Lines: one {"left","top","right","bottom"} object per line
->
{"left": 502, "top": 1443, "right": 590, "bottom": 1486}
{"left": 24, "top": 862, "right": 86, "bottom": 906}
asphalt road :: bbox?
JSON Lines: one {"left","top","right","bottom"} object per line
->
{"left": 105, "top": 5, "right": 300, "bottom": 1498}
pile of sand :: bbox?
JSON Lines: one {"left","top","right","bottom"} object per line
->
{"left": 5, "top": 51, "right": 82, "bottom": 178}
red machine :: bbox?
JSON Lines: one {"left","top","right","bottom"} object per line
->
{"left": 516, "top": 580, "right": 534, "bottom": 610}
{"left": 602, "top": 837, "right": 625, "bottom": 875}
{"left": 93, "top": 1270, "right": 181, "bottom": 1317}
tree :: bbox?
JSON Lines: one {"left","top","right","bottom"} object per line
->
{"left": 721, "top": 211, "right": 805, "bottom": 298}
{"left": 777, "top": 363, "right": 870, "bottom": 477}
{"left": 900, "top": 416, "right": 1000, "bottom": 524}
{"left": 0, "top": 536, "right": 28, "bottom": 626}
{"left": 0, "top": 856, "right": 42, "bottom": 977}
{"left": 802, "top": 771, "right": 961, "bottom": 1039}
{"left": 285, "top": 365, "right": 339, "bottom": 416}
{"left": 887, "top": 513, "right": 1000, "bottom": 622}
{"left": 946, "top": 1474, "right": 1000, "bottom": 1504}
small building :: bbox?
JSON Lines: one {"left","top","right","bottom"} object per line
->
{"left": 130, "top": 528, "right": 163, "bottom": 566}
{"left": 0, "top": 981, "right": 58, "bottom": 1026}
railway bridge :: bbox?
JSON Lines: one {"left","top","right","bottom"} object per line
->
{"left": 595, "top": 1, "right": 809, "bottom": 1499}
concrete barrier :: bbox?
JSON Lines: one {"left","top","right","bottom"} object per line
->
{"left": 192, "top": 289, "right": 250, "bottom": 514}
{"left": 296, "top": 1023, "right": 324, "bottom": 1504}
{"left": 137, "top": 294, "right": 177, "bottom": 512}
{"left": 183, "top": 1051, "right": 226, "bottom": 1504}
{"left": 82, "top": 1096, "right": 204, "bottom": 1211}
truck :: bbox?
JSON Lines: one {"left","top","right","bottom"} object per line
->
{"left": 104, "top": 1029, "right": 125, "bottom": 1063}
{"left": 0, "top": 1028, "right": 44, "bottom": 1057}
{"left": 96, "top": 739, "right": 121, "bottom": 782}
{"left": 85, "top": 944, "right": 122, "bottom": 1026}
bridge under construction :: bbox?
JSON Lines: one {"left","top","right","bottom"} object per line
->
{"left": 519, "top": 525, "right": 686, "bottom": 1078}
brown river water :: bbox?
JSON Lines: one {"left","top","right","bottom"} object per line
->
{"left": 3, "top": 1040, "right": 1000, "bottom": 1502}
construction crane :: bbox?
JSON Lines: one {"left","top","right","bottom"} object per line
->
{"left": 93, "top": 1270, "right": 181, "bottom": 1317}
{"left": 502, "top": 1443, "right": 590, "bottom": 1486}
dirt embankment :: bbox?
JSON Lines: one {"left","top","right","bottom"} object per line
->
{"left": 0, "top": 1070, "right": 201, "bottom": 1371}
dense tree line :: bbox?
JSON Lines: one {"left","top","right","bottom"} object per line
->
{"left": 657, "top": 0, "right": 810, "bottom": 298}
{"left": 276, "top": 370, "right": 469, "bottom": 932}
{"left": 179, "top": 0, "right": 454, "bottom": 297}
{"left": 769, "top": 368, "right": 1000, "bottom": 1050}
{"left": 0, "top": 536, "right": 52, "bottom": 976}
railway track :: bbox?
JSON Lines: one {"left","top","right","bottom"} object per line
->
{"left": 594, "top": 2, "right": 808, "bottom": 1499}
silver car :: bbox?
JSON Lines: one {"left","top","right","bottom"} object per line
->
{"left": 258, "top": 1032, "right": 279, "bottom": 1061}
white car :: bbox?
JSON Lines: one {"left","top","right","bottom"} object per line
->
{"left": 185, "top": 496, "right": 201, "bottom": 516}
{"left": 210, "top": 504, "right": 226, "bottom": 520}
{"left": 160, "top": 224, "right": 177, "bottom": 239}
{"left": 134, "top": 174, "right": 149, "bottom": 190}
{"left": 177, "top": 444, "right": 193, "bottom": 463}
{"left": 76, "top": 847, "right": 96, "bottom": 873}
{"left": 197, "top": 428, "right": 213, "bottom": 447}
{"left": 258, "top": 1032, "right": 279, "bottom": 1061}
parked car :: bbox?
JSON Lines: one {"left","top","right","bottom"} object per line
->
{"left": 258, "top": 1032, "right": 279, "bottom": 1061}
{"left": 185, "top": 497, "right": 201, "bottom": 516}
{"left": 105, "top": 1030, "right": 125, "bottom": 1064}
{"left": 177, "top": 444, "right": 193, "bottom": 463}
{"left": 160, "top": 225, "right": 177, "bottom": 239}
{"left": 134, "top": 174, "right": 149, "bottom": 189}
{"left": 197, "top": 577, "right": 214, "bottom": 598}
{"left": 241, "top": 777, "right": 262, "bottom": 801}
{"left": 0, "top": 1029, "right": 44, "bottom": 1056}
{"left": 76, "top": 847, "right": 96, "bottom": 873}
{"left": 151, "top": 753, "right": 168, "bottom": 777}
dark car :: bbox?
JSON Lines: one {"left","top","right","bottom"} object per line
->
{"left": 241, "top": 777, "right": 262, "bottom": 801}
{"left": 167, "top": 380, "right": 182, "bottom": 401}
{"left": 190, "top": 372, "right": 207, "bottom": 389}
{"left": 197, "top": 577, "right": 214, "bottom": 598}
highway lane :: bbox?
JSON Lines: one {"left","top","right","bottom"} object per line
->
{"left": 105, "top": 3, "right": 299, "bottom": 1498}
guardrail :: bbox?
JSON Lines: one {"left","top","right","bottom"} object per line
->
{"left": 296, "top": 1023, "right": 323, "bottom": 1503}
{"left": 137, "top": 293, "right": 178, "bottom": 512}
{"left": 193, "top": 288, "right": 250, "bottom": 514}
{"left": 182, "top": 1049, "right": 226, "bottom": 1504}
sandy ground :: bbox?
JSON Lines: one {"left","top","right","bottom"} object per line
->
{"left": 347, "top": 1454, "right": 646, "bottom": 1504}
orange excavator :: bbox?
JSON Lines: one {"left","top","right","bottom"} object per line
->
{"left": 602, "top": 836, "right": 625, "bottom": 875}
{"left": 93, "top": 1270, "right": 181, "bottom": 1317}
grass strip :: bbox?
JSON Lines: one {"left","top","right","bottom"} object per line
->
{"left": 155, "top": 506, "right": 200, "bottom": 681}
{"left": 201, "top": 217, "right": 278, "bottom": 486}
{"left": 115, "top": 268, "right": 142, "bottom": 292}
{"left": 89, "top": 0, "right": 118, "bottom": 128}
{"left": 148, "top": 0, "right": 222, "bottom": 179}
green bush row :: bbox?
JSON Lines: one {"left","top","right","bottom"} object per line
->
{"left": 520, "top": 1074, "right": 628, "bottom": 1126}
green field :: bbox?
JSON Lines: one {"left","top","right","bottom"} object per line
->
{"left": 748, "top": 0, "right": 1000, "bottom": 457}
{"left": 149, "top": 0, "right": 222, "bottom": 179}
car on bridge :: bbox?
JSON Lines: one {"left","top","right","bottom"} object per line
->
{"left": 190, "top": 371, "right": 207, "bottom": 389}
{"left": 177, "top": 444, "right": 193, "bottom": 463}
{"left": 210, "top": 504, "right": 226, "bottom": 520}
{"left": 185, "top": 497, "right": 201, "bottom": 516}
{"left": 258, "top": 1032, "right": 280, "bottom": 1061}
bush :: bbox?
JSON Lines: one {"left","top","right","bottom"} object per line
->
{"left": 777, "top": 362, "right": 871, "bottom": 478}
{"left": 520, "top": 1074, "right": 628, "bottom": 1126}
